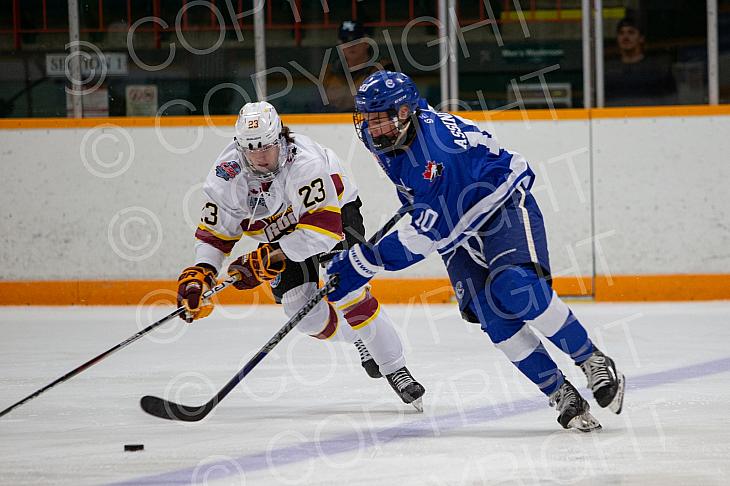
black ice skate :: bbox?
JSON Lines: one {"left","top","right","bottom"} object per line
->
{"left": 579, "top": 349, "right": 625, "bottom": 414}
{"left": 386, "top": 367, "right": 425, "bottom": 412}
{"left": 549, "top": 380, "right": 602, "bottom": 432}
{"left": 354, "top": 339, "right": 382, "bottom": 378}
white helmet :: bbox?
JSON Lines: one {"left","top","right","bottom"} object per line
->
{"left": 234, "top": 101, "right": 290, "bottom": 181}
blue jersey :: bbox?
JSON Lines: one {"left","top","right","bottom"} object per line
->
{"left": 367, "top": 107, "right": 534, "bottom": 271}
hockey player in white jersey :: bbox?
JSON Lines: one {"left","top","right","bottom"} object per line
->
{"left": 326, "top": 72, "right": 625, "bottom": 431}
{"left": 176, "top": 101, "right": 425, "bottom": 409}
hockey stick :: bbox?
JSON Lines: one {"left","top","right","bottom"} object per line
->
{"left": 365, "top": 203, "right": 411, "bottom": 245}
{"left": 140, "top": 207, "right": 409, "bottom": 422}
{"left": 0, "top": 276, "right": 238, "bottom": 419}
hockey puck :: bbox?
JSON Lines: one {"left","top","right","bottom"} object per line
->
{"left": 124, "top": 444, "right": 144, "bottom": 452}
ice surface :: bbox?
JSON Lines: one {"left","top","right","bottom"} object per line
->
{"left": 1, "top": 301, "right": 729, "bottom": 485}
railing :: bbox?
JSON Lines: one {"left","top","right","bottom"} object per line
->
{"left": 0, "top": 0, "right": 598, "bottom": 49}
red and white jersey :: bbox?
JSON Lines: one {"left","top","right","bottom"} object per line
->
{"left": 194, "top": 133, "right": 358, "bottom": 268}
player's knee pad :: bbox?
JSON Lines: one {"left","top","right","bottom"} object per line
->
{"left": 487, "top": 264, "right": 552, "bottom": 323}
{"left": 331, "top": 284, "right": 369, "bottom": 309}
{"left": 282, "top": 283, "right": 338, "bottom": 339}
{"left": 340, "top": 289, "right": 380, "bottom": 331}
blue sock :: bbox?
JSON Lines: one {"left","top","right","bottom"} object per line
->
{"left": 513, "top": 343, "right": 565, "bottom": 396}
{"left": 545, "top": 311, "right": 595, "bottom": 364}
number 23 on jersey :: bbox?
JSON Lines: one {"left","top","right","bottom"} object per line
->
{"left": 298, "top": 178, "right": 326, "bottom": 208}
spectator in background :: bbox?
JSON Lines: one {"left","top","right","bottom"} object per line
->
{"left": 323, "top": 20, "right": 394, "bottom": 112}
{"left": 605, "top": 16, "right": 676, "bottom": 106}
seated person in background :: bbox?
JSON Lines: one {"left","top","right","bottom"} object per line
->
{"left": 604, "top": 16, "right": 676, "bottom": 106}
{"left": 323, "top": 20, "right": 394, "bottom": 112}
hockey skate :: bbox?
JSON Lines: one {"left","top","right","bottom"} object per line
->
{"left": 579, "top": 349, "right": 625, "bottom": 414}
{"left": 386, "top": 367, "right": 425, "bottom": 412}
{"left": 354, "top": 339, "right": 382, "bottom": 378}
{"left": 549, "top": 380, "right": 602, "bottom": 432}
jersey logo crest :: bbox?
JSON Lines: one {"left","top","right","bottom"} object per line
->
{"left": 216, "top": 160, "right": 242, "bottom": 181}
{"left": 455, "top": 281, "right": 465, "bottom": 301}
{"left": 248, "top": 194, "right": 268, "bottom": 211}
{"left": 422, "top": 161, "right": 443, "bottom": 181}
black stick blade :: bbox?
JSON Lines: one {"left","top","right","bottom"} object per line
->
{"left": 140, "top": 395, "right": 213, "bottom": 422}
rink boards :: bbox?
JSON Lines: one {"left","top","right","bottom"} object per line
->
{"left": 1, "top": 106, "right": 729, "bottom": 302}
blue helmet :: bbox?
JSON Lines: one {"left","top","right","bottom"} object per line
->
{"left": 354, "top": 71, "right": 420, "bottom": 114}
{"left": 354, "top": 71, "right": 421, "bottom": 152}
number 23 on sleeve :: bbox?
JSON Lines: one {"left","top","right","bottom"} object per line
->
{"left": 298, "top": 178, "right": 326, "bottom": 208}
{"left": 202, "top": 202, "right": 218, "bottom": 226}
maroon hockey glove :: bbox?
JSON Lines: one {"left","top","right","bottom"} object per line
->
{"left": 177, "top": 265, "right": 217, "bottom": 323}
{"left": 228, "top": 244, "right": 286, "bottom": 290}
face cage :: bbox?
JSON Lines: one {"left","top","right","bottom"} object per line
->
{"left": 353, "top": 109, "right": 406, "bottom": 152}
{"left": 235, "top": 136, "right": 289, "bottom": 182}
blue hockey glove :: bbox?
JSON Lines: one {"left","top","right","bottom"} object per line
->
{"left": 325, "top": 244, "right": 383, "bottom": 302}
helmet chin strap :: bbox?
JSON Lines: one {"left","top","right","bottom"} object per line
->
{"left": 392, "top": 114, "right": 416, "bottom": 148}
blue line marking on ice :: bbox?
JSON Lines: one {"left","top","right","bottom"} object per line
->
{"left": 110, "top": 357, "right": 730, "bottom": 485}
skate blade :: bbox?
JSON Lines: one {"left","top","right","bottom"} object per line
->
{"left": 608, "top": 373, "right": 626, "bottom": 414}
{"left": 567, "top": 412, "right": 602, "bottom": 432}
{"left": 410, "top": 397, "right": 424, "bottom": 413}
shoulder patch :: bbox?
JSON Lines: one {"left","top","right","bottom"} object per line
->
{"left": 215, "top": 160, "right": 242, "bottom": 181}
{"left": 422, "top": 161, "right": 444, "bottom": 182}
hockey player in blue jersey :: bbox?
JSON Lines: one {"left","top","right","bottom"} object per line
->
{"left": 325, "top": 71, "right": 625, "bottom": 431}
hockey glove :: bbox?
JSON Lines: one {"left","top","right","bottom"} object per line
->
{"left": 228, "top": 243, "right": 286, "bottom": 290}
{"left": 325, "top": 244, "right": 383, "bottom": 302}
{"left": 177, "top": 265, "right": 217, "bottom": 323}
